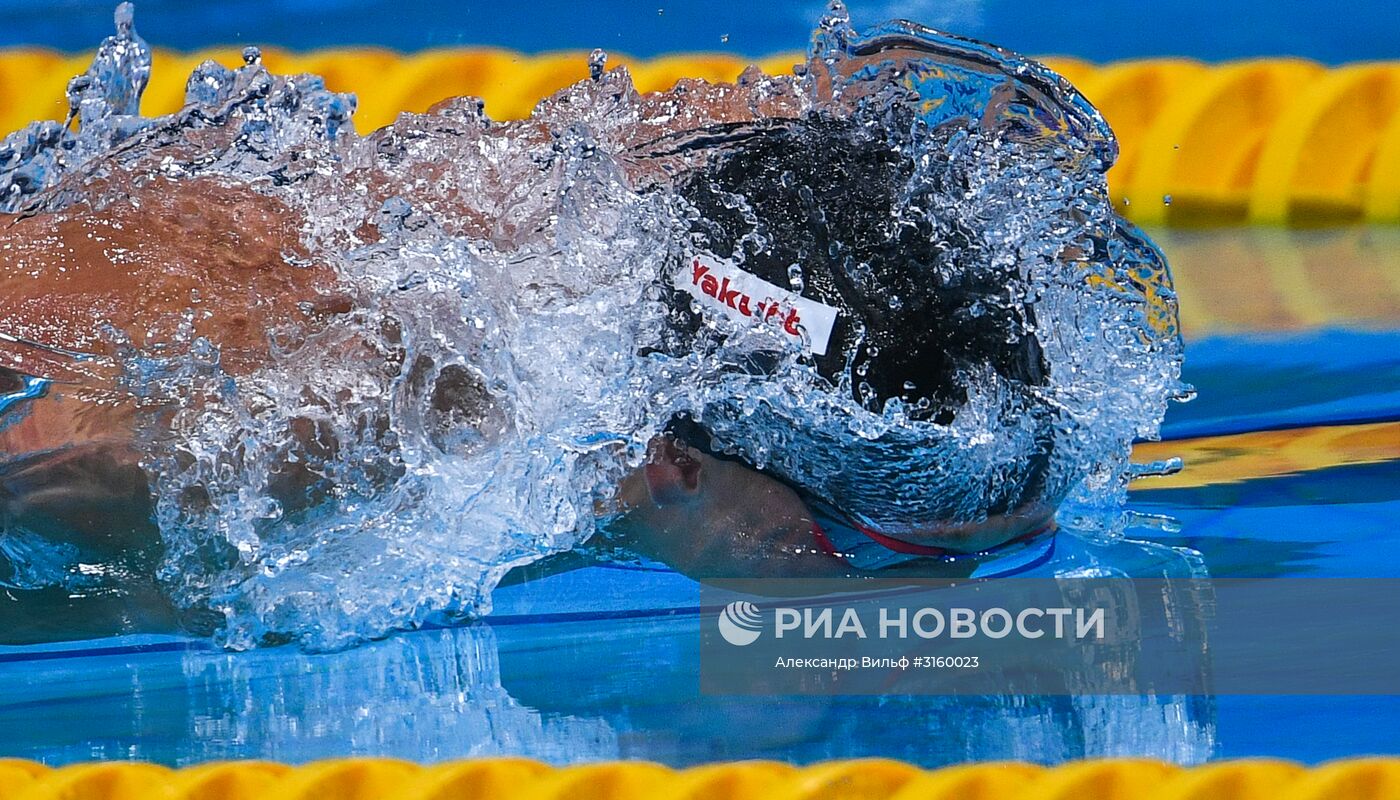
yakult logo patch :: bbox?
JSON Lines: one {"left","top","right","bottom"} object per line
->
{"left": 674, "top": 254, "right": 839, "bottom": 356}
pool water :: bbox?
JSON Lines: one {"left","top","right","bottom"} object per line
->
{"left": 0, "top": 228, "right": 1397, "bottom": 766}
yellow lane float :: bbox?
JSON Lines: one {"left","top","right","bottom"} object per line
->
{"left": 1, "top": 48, "right": 1398, "bottom": 224}
{"left": 1, "top": 758, "right": 1400, "bottom": 800}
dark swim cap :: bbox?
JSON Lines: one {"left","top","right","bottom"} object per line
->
{"left": 640, "top": 21, "right": 1178, "bottom": 534}
{"left": 662, "top": 111, "right": 1047, "bottom": 424}
{"left": 650, "top": 109, "right": 1056, "bottom": 525}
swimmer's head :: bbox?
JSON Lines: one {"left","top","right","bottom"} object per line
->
{"left": 652, "top": 111, "right": 1057, "bottom": 533}
{"left": 609, "top": 435, "right": 840, "bottom": 577}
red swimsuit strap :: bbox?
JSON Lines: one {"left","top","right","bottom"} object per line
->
{"left": 810, "top": 517, "right": 1055, "bottom": 561}
{"left": 810, "top": 519, "right": 839, "bottom": 556}
{"left": 849, "top": 523, "right": 951, "bottom": 556}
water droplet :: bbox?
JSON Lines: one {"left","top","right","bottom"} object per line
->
{"left": 787, "top": 263, "right": 805, "bottom": 292}
{"left": 587, "top": 49, "right": 608, "bottom": 81}
{"left": 63, "top": 74, "right": 92, "bottom": 130}
{"left": 824, "top": 0, "right": 851, "bottom": 26}
{"left": 242, "top": 46, "right": 262, "bottom": 66}
{"left": 1162, "top": 194, "right": 1173, "bottom": 206}
{"left": 58, "top": 1, "right": 153, "bottom": 131}
{"left": 114, "top": 2, "right": 135, "bottom": 37}
{"left": 376, "top": 196, "right": 413, "bottom": 232}
{"left": 720, "top": 34, "right": 730, "bottom": 44}
{"left": 1128, "top": 457, "right": 1184, "bottom": 479}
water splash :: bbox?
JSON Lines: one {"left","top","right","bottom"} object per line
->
{"left": 0, "top": 3, "right": 152, "bottom": 210}
{"left": 1128, "top": 457, "right": 1185, "bottom": 480}
{"left": 662, "top": 15, "right": 1181, "bottom": 536}
{"left": 588, "top": 49, "right": 609, "bottom": 81}
{"left": 1, "top": 6, "right": 353, "bottom": 215}
{"left": 67, "top": 2, "right": 151, "bottom": 128}
{"left": 0, "top": 5, "right": 1182, "bottom": 649}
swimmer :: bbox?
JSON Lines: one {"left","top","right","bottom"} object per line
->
{"left": 0, "top": 130, "right": 1054, "bottom": 593}
{"left": 606, "top": 110, "right": 1063, "bottom": 578}
{"left": 0, "top": 25, "right": 1146, "bottom": 620}
{"left": 0, "top": 178, "right": 854, "bottom": 588}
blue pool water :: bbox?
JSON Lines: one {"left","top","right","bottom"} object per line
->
{"left": 1142, "top": 328, "right": 1400, "bottom": 763}
{"left": 1, "top": 263, "right": 1396, "bottom": 766}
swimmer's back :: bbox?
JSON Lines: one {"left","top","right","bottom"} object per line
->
{"left": 0, "top": 177, "right": 344, "bottom": 384}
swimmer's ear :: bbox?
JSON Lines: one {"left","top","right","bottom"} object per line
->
{"left": 642, "top": 436, "right": 703, "bottom": 505}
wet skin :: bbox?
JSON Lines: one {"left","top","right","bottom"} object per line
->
{"left": 606, "top": 436, "right": 1056, "bottom": 579}
{"left": 0, "top": 177, "right": 1048, "bottom": 595}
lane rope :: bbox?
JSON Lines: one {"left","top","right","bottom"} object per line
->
{"left": 1, "top": 758, "right": 1399, "bottom": 800}
{"left": 1, "top": 49, "right": 1398, "bottom": 224}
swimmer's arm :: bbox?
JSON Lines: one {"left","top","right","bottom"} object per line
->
{"left": 0, "top": 440, "right": 156, "bottom": 554}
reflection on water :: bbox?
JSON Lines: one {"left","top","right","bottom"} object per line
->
{"left": 1156, "top": 227, "right": 1400, "bottom": 336}
{"left": 0, "top": 532, "right": 1215, "bottom": 767}
{"left": 183, "top": 624, "right": 620, "bottom": 764}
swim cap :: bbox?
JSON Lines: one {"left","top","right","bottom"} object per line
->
{"left": 647, "top": 105, "right": 1059, "bottom": 533}
{"left": 637, "top": 21, "right": 1179, "bottom": 537}
{"left": 664, "top": 110, "right": 1047, "bottom": 424}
